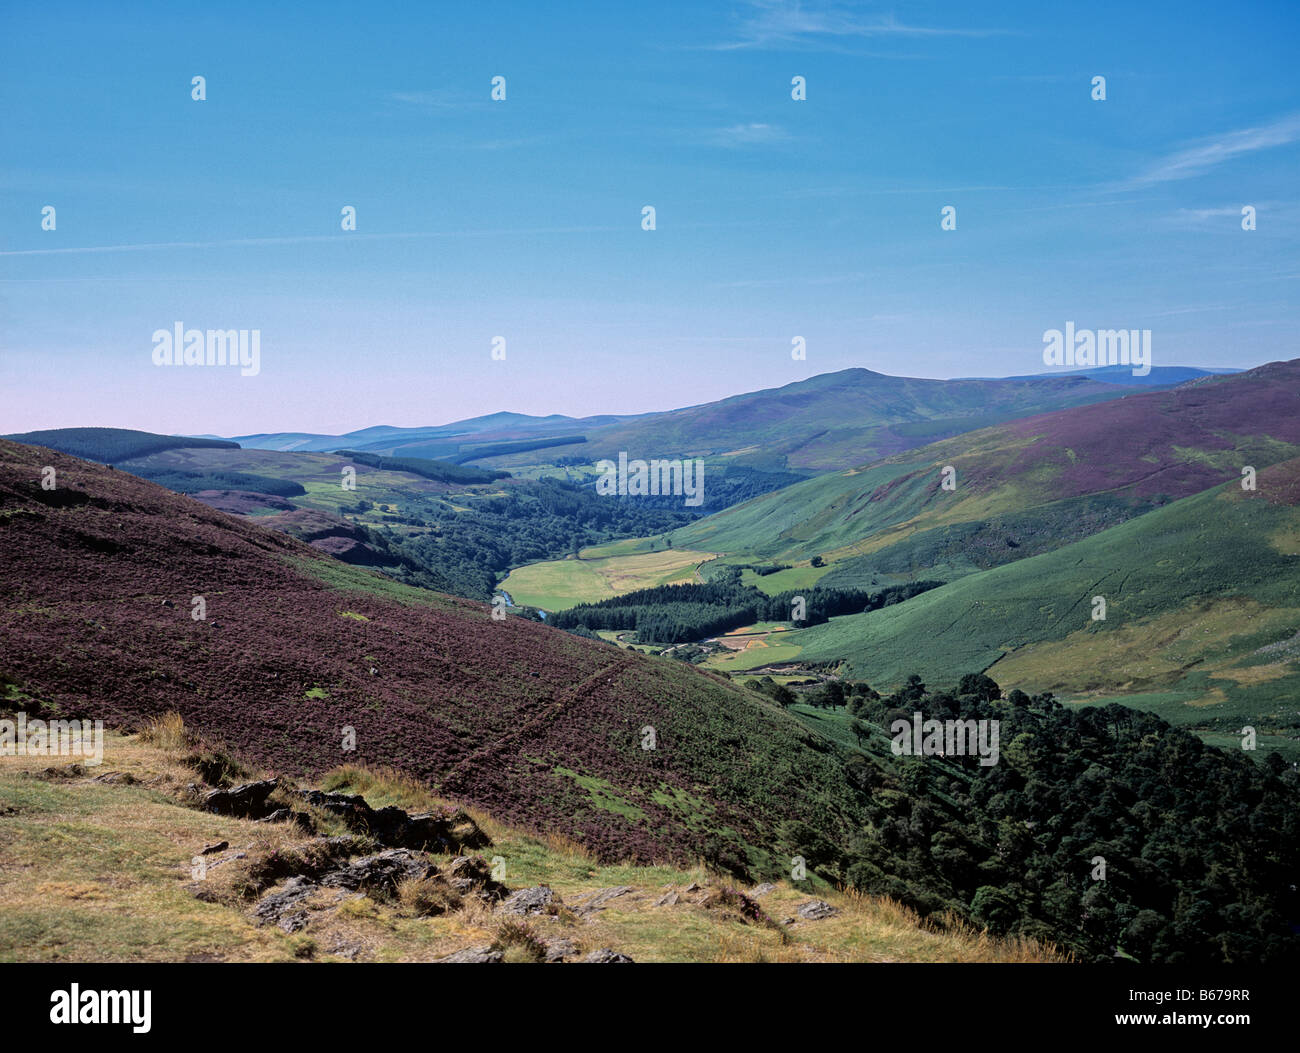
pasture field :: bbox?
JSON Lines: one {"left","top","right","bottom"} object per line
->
{"left": 500, "top": 548, "right": 717, "bottom": 611}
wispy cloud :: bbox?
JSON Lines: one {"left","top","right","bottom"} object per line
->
{"left": 0, "top": 227, "right": 616, "bottom": 258}
{"left": 705, "top": 1, "right": 1004, "bottom": 51}
{"left": 705, "top": 122, "right": 791, "bottom": 147}
{"left": 388, "top": 90, "right": 473, "bottom": 109}
{"left": 1123, "top": 113, "right": 1300, "bottom": 188}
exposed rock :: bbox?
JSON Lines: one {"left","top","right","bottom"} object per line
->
{"left": 582, "top": 948, "right": 634, "bottom": 963}
{"left": 436, "top": 945, "right": 503, "bottom": 963}
{"left": 252, "top": 876, "right": 318, "bottom": 931}
{"left": 749, "top": 882, "right": 777, "bottom": 898}
{"left": 297, "top": 789, "right": 488, "bottom": 851}
{"left": 91, "top": 770, "right": 136, "bottom": 785}
{"left": 254, "top": 808, "right": 298, "bottom": 825}
{"left": 445, "top": 855, "right": 508, "bottom": 901}
{"left": 796, "top": 899, "right": 839, "bottom": 921}
{"left": 319, "top": 849, "right": 436, "bottom": 894}
{"left": 499, "top": 885, "right": 559, "bottom": 915}
{"left": 653, "top": 891, "right": 679, "bottom": 908}
{"left": 573, "top": 885, "right": 636, "bottom": 917}
{"left": 543, "top": 938, "right": 579, "bottom": 963}
{"left": 684, "top": 882, "right": 702, "bottom": 893}
{"left": 201, "top": 778, "right": 279, "bottom": 818}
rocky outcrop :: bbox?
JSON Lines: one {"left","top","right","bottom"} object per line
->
{"left": 297, "top": 789, "right": 489, "bottom": 852}
{"left": 201, "top": 778, "right": 279, "bottom": 818}
{"left": 318, "top": 849, "right": 437, "bottom": 894}
{"left": 498, "top": 885, "right": 559, "bottom": 916}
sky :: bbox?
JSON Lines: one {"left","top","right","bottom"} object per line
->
{"left": 2, "top": 0, "right": 1298, "bottom": 435}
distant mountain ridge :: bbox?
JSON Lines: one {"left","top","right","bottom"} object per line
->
{"left": 224, "top": 365, "right": 1194, "bottom": 472}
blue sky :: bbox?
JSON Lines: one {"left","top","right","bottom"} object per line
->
{"left": 2, "top": 0, "right": 1298, "bottom": 435}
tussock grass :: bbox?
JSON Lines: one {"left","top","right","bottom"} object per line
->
{"left": 0, "top": 728, "right": 1069, "bottom": 963}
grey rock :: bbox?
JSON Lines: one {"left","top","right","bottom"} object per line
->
{"left": 436, "top": 945, "right": 503, "bottom": 963}
{"left": 445, "top": 855, "right": 508, "bottom": 901}
{"left": 319, "top": 849, "right": 436, "bottom": 894}
{"left": 298, "top": 789, "right": 488, "bottom": 852}
{"left": 91, "top": 770, "right": 136, "bottom": 785}
{"left": 499, "top": 885, "right": 559, "bottom": 915}
{"left": 255, "top": 808, "right": 296, "bottom": 824}
{"left": 795, "top": 899, "right": 838, "bottom": 920}
{"left": 201, "top": 778, "right": 279, "bottom": 818}
{"left": 749, "top": 882, "right": 777, "bottom": 898}
{"left": 253, "top": 876, "right": 318, "bottom": 927}
{"left": 582, "top": 948, "right": 634, "bottom": 963}
{"left": 653, "top": 892, "right": 679, "bottom": 908}
{"left": 573, "top": 885, "right": 636, "bottom": 916}
{"left": 543, "top": 938, "right": 579, "bottom": 963}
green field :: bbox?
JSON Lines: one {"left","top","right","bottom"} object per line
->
{"left": 500, "top": 547, "right": 716, "bottom": 610}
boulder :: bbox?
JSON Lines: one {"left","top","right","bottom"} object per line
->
{"left": 445, "top": 855, "right": 508, "bottom": 901}
{"left": 201, "top": 778, "right": 279, "bottom": 818}
{"left": 319, "top": 849, "right": 436, "bottom": 894}
{"left": 498, "top": 885, "right": 559, "bottom": 915}
{"left": 573, "top": 885, "right": 636, "bottom": 917}
{"left": 582, "top": 948, "right": 634, "bottom": 963}
{"left": 436, "top": 945, "right": 503, "bottom": 964}
{"left": 252, "top": 876, "right": 318, "bottom": 932}
{"left": 795, "top": 899, "right": 838, "bottom": 921}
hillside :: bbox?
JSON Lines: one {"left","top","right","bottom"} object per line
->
{"left": 486, "top": 368, "right": 1146, "bottom": 474}
{"left": 789, "top": 459, "right": 1300, "bottom": 753}
{"left": 0, "top": 726, "right": 1059, "bottom": 963}
{"left": 2, "top": 427, "right": 239, "bottom": 463}
{"left": 0, "top": 437, "right": 870, "bottom": 876}
{"left": 670, "top": 359, "right": 1300, "bottom": 587}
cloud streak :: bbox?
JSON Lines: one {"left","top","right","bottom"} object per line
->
{"left": 1123, "top": 113, "right": 1300, "bottom": 188}
{"left": 705, "top": 0, "right": 1004, "bottom": 51}
{"left": 0, "top": 227, "right": 617, "bottom": 258}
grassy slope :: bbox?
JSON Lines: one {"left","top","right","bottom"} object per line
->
{"left": 671, "top": 360, "right": 1300, "bottom": 581}
{"left": 0, "top": 438, "right": 874, "bottom": 875}
{"left": 790, "top": 460, "right": 1300, "bottom": 754}
{"left": 0, "top": 732, "right": 1060, "bottom": 962}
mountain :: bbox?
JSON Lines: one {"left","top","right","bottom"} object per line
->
{"left": 224, "top": 367, "right": 1172, "bottom": 474}
{"left": 471, "top": 368, "right": 1164, "bottom": 474}
{"left": 232, "top": 411, "right": 642, "bottom": 457}
{"left": 670, "top": 360, "right": 1300, "bottom": 588}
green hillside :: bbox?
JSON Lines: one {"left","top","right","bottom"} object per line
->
{"left": 789, "top": 460, "right": 1300, "bottom": 755}
{"left": 2, "top": 427, "right": 239, "bottom": 463}
{"left": 672, "top": 361, "right": 1300, "bottom": 590}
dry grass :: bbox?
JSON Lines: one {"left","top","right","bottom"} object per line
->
{"left": 0, "top": 726, "right": 1070, "bottom": 964}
